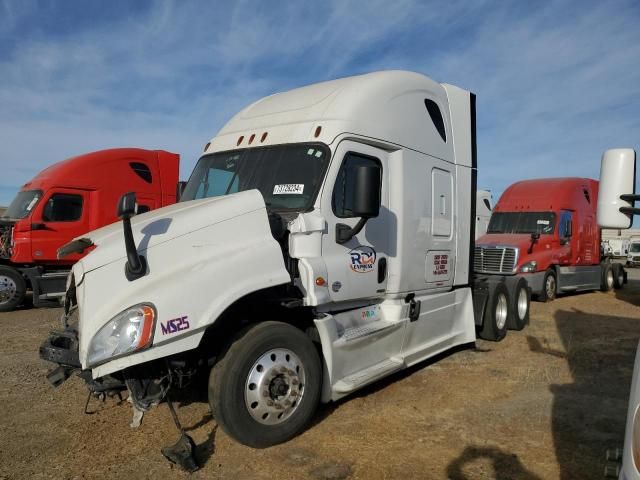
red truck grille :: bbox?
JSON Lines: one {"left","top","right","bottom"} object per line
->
{"left": 474, "top": 246, "right": 518, "bottom": 274}
{"left": 0, "top": 221, "right": 13, "bottom": 259}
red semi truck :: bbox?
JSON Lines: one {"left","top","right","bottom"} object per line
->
{"left": 475, "top": 177, "right": 625, "bottom": 301}
{"left": 0, "top": 148, "right": 180, "bottom": 311}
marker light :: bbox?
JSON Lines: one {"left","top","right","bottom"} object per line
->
{"left": 314, "top": 126, "right": 322, "bottom": 138}
{"left": 261, "top": 132, "right": 268, "bottom": 142}
{"left": 237, "top": 136, "right": 244, "bottom": 146}
{"left": 315, "top": 277, "right": 326, "bottom": 286}
{"left": 249, "top": 133, "right": 255, "bottom": 144}
{"left": 87, "top": 303, "right": 155, "bottom": 367}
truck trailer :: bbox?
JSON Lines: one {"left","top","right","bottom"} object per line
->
{"left": 0, "top": 148, "right": 179, "bottom": 311}
{"left": 39, "top": 71, "right": 530, "bottom": 469}
{"left": 475, "top": 177, "right": 625, "bottom": 302}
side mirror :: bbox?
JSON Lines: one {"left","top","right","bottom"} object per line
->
{"left": 597, "top": 148, "right": 636, "bottom": 229}
{"left": 531, "top": 232, "right": 540, "bottom": 241}
{"left": 117, "top": 192, "right": 138, "bottom": 220}
{"left": 117, "top": 192, "right": 146, "bottom": 281}
{"left": 176, "top": 181, "right": 187, "bottom": 201}
{"left": 352, "top": 165, "right": 381, "bottom": 218}
{"left": 336, "top": 165, "right": 382, "bottom": 244}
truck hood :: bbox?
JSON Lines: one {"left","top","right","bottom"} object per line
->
{"left": 476, "top": 233, "right": 537, "bottom": 251}
{"left": 78, "top": 190, "right": 268, "bottom": 274}
{"left": 74, "top": 188, "right": 292, "bottom": 375}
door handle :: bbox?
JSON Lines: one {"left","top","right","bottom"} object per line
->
{"left": 440, "top": 194, "right": 446, "bottom": 215}
{"left": 31, "top": 223, "right": 48, "bottom": 231}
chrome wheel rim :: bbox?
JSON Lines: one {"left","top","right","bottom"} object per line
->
{"left": 245, "top": 348, "right": 305, "bottom": 425}
{"left": 0, "top": 275, "right": 16, "bottom": 304}
{"left": 495, "top": 293, "right": 508, "bottom": 330}
{"left": 517, "top": 287, "right": 528, "bottom": 320}
{"left": 607, "top": 270, "right": 614, "bottom": 289}
{"left": 546, "top": 276, "right": 556, "bottom": 299}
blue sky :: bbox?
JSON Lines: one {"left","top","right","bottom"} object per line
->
{"left": 0, "top": 0, "right": 639, "bottom": 208}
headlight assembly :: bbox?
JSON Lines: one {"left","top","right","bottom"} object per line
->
{"left": 519, "top": 261, "right": 537, "bottom": 273}
{"left": 87, "top": 303, "right": 156, "bottom": 367}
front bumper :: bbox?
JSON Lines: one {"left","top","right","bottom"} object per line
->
{"left": 39, "top": 328, "right": 125, "bottom": 392}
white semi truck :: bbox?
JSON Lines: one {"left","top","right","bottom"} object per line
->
{"left": 475, "top": 189, "right": 493, "bottom": 239}
{"left": 40, "top": 71, "right": 530, "bottom": 470}
{"left": 596, "top": 148, "right": 638, "bottom": 480}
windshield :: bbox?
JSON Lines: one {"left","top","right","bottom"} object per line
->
{"left": 181, "top": 144, "right": 330, "bottom": 211}
{"left": 3, "top": 190, "right": 42, "bottom": 219}
{"left": 488, "top": 212, "right": 557, "bottom": 235}
{"left": 630, "top": 244, "right": 640, "bottom": 253}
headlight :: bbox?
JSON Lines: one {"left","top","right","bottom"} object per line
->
{"left": 519, "top": 261, "right": 537, "bottom": 273}
{"left": 87, "top": 303, "right": 156, "bottom": 367}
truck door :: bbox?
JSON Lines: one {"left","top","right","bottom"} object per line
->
{"left": 321, "top": 141, "right": 390, "bottom": 303}
{"left": 30, "top": 189, "right": 89, "bottom": 263}
{"left": 558, "top": 210, "right": 573, "bottom": 264}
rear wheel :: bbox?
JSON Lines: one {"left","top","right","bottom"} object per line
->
{"left": 538, "top": 269, "right": 557, "bottom": 302}
{"left": 209, "top": 321, "right": 321, "bottom": 448}
{"left": 601, "top": 264, "right": 614, "bottom": 292}
{"left": 479, "top": 283, "right": 509, "bottom": 342}
{"left": 0, "top": 266, "right": 26, "bottom": 312}
{"left": 507, "top": 278, "right": 530, "bottom": 331}
{"left": 613, "top": 263, "right": 625, "bottom": 289}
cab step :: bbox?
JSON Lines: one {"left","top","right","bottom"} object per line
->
{"left": 333, "top": 357, "right": 403, "bottom": 394}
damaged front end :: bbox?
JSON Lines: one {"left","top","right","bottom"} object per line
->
{"left": 0, "top": 219, "right": 14, "bottom": 259}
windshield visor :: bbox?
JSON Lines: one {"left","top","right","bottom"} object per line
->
{"left": 488, "top": 212, "right": 557, "bottom": 235}
{"left": 3, "top": 190, "right": 42, "bottom": 219}
{"left": 181, "top": 144, "right": 330, "bottom": 211}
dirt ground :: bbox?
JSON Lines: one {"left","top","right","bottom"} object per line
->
{"left": 1, "top": 270, "right": 640, "bottom": 480}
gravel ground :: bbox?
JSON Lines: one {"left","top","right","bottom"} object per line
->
{"left": 1, "top": 268, "right": 639, "bottom": 479}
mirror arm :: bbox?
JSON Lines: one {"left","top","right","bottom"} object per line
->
{"left": 620, "top": 194, "right": 640, "bottom": 202}
{"left": 123, "top": 216, "right": 146, "bottom": 281}
{"left": 336, "top": 217, "right": 368, "bottom": 244}
{"left": 619, "top": 206, "right": 640, "bottom": 215}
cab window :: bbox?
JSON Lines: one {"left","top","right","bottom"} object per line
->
{"left": 42, "top": 194, "right": 83, "bottom": 222}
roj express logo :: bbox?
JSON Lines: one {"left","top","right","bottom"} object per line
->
{"left": 349, "top": 246, "right": 376, "bottom": 273}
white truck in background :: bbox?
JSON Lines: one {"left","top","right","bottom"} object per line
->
{"left": 627, "top": 237, "right": 640, "bottom": 267}
{"left": 475, "top": 189, "right": 493, "bottom": 239}
{"left": 596, "top": 148, "right": 639, "bottom": 480}
{"left": 39, "top": 71, "right": 531, "bottom": 470}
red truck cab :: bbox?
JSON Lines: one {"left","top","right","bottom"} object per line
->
{"left": 475, "top": 178, "right": 624, "bottom": 300}
{"left": 0, "top": 148, "right": 179, "bottom": 310}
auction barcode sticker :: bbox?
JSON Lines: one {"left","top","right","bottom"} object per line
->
{"left": 273, "top": 184, "right": 304, "bottom": 195}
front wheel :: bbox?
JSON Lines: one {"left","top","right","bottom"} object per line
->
{"left": 538, "top": 269, "right": 557, "bottom": 302}
{"left": 0, "top": 266, "right": 26, "bottom": 312}
{"left": 209, "top": 321, "right": 321, "bottom": 448}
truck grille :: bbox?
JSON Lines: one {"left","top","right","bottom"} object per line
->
{"left": 474, "top": 246, "right": 518, "bottom": 274}
{"left": 0, "top": 221, "right": 12, "bottom": 259}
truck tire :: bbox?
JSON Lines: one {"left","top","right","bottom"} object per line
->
{"left": 613, "top": 263, "right": 625, "bottom": 289}
{"left": 479, "top": 283, "right": 509, "bottom": 342}
{"left": 538, "top": 269, "right": 557, "bottom": 302}
{"left": 601, "top": 263, "right": 614, "bottom": 292}
{"left": 507, "top": 278, "right": 530, "bottom": 331}
{"left": 0, "top": 266, "right": 26, "bottom": 312}
{"left": 208, "top": 321, "right": 321, "bottom": 448}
